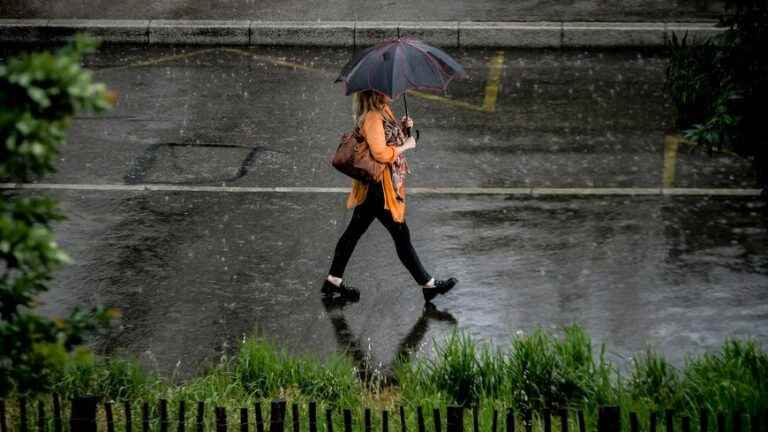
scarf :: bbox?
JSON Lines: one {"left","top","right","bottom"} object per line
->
{"left": 382, "top": 111, "right": 410, "bottom": 202}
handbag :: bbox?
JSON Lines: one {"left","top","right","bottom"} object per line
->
{"left": 331, "top": 124, "right": 385, "bottom": 183}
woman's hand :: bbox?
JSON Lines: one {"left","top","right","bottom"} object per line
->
{"left": 395, "top": 136, "right": 417, "bottom": 156}
{"left": 403, "top": 136, "right": 417, "bottom": 150}
{"left": 401, "top": 116, "right": 414, "bottom": 129}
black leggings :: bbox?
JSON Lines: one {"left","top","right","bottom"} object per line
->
{"left": 329, "top": 182, "right": 432, "bottom": 285}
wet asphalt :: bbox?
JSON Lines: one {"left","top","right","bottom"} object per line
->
{"left": 1, "top": 44, "right": 766, "bottom": 379}
{"left": 1, "top": 0, "right": 724, "bottom": 22}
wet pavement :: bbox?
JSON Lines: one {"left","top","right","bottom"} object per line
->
{"left": 1, "top": 0, "right": 724, "bottom": 22}
{"left": 1, "top": 44, "right": 766, "bottom": 379}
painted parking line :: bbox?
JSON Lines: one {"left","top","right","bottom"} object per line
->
{"left": 0, "top": 183, "right": 761, "bottom": 196}
{"left": 96, "top": 48, "right": 221, "bottom": 72}
{"left": 482, "top": 51, "right": 505, "bottom": 113}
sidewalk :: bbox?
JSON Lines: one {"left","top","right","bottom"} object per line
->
{"left": 1, "top": 0, "right": 724, "bottom": 22}
{"left": 0, "top": 19, "right": 726, "bottom": 48}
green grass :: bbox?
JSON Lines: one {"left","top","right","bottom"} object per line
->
{"left": 4, "top": 327, "right": 767, "bottom": 432}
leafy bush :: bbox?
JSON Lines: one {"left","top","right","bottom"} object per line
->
{"left": 665, "top": 0, "right": 768, "bottom": 188}
{"left": 0, "top": 35, "right": 115, "bottom": 397}
{"left": 666, "top": 33, "right": 721, "bottom": 128}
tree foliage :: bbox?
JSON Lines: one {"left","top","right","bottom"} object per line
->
{"left": 0, "top": 35, "right": 117, "bottom": 397}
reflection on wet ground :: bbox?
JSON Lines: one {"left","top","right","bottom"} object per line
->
{"left": 322, "top": 295, "right": 457, "bottom": 379}
{"left": 28, "top": 190, "right": 768, "bottom": 379}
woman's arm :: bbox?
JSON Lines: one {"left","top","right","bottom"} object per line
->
{"left": 362, "top": 112, "right": 397, "bottom": 164}
{"left": 362, "top": 112, "right": 417, "bottom": 163}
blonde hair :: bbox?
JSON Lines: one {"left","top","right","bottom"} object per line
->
{"left": 353, "top": 90, "right": 388, "bottom": 126}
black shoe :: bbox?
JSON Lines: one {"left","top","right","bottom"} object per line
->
{"left": 321, "top": 280, "right": 360, "bottom": 301}
{"left": 422, "top": 277, "right": 458, "bottom": 302}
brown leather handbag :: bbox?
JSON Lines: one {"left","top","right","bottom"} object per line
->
{"left": 331, "top": 125, "right": 385, "bottom": 183}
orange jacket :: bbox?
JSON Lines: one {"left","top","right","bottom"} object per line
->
{"left": 345, "top": 104, "right": 406, "bottom": 222}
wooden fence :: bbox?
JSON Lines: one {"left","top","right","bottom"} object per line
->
{"left": 0, "top": 396, "right": 762, "bottom": 432}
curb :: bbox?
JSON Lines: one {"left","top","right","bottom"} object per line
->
{"left": 0, "top": 19, "right": 726, "bottom": 48}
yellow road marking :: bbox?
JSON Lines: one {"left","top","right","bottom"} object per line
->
{"left": 663, "top": 134, "right": 680, "bottom": 187}
{"left": 220, "top": 48, "right": 336, "bottom": 77}
{"left": 663, "top": 133, "right": 742, "bottom": 187}
{"left": 96, "top": 47, "right": 500, "bottom": 113}
{"left": 96, "top": 48, "right": 221, "bottom": 72}
{"left": 407, "top": 90, "right": 486, "bottom": 112}
{"left": 482, "top": 51, "right": 505, "bottom": 113}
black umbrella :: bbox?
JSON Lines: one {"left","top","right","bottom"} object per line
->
{"left": 335, "top": 36, "right": 467, "bottom": 135}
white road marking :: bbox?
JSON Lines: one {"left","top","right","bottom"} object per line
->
{"left": 0, "top": 183, "right": 762, "bottom": 196}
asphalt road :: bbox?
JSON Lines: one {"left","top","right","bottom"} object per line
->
{"left": 1, "top": 43, "right": 765, "bottom": 379}
{"left": 1, "top": 0, "right": 724, "bottom": 22}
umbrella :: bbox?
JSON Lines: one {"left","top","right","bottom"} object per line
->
{"left": 335, "top": 36, "right": 467, "bottom": 136}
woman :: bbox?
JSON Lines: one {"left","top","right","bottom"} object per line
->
{"left": 323, "top": 89, "right": 458, "bottom": 302}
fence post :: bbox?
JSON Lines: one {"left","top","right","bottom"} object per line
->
{"left": 105, "top": 401, "right": 115, "bottom": 432}
{"left": 560, "top": 409, "right": 569, "bottom": 432}
{"left": 326, "top": 409, "right": 334, "bottom": 432}
{"left": 160, "top": 399, "right": 169, "bottom": 432}
{"left": 434, "top": 408, "right": 442, "bottom": 432}
{"left": 0, "top": 400, "right": 7, "bottom": 432}
{"left": 400, "top": 407, "right": 407, "bottom": 432}
{"left": 344, "top": 409, "right": 352, "bottom": 432}
{"left": 492, "top": 410, "right": 498, "bottom": 432}
{"left": 197, "top": 401, "right": 205, "bottom": 432}
{"left": 142, "top": 402, "right": 150, "bottom": 432}
{"left": 308, "top": 402, "right": 317, "bottom": 432}
{"left": 255, "top": 402, "right": 265, "bottom": 432}
{"left": 472, "top": 407, "right": 479, "bottom": 432}
{"left": 70, "top": 396, "right": 99, "bottom": 432}
{"left": 178, "top": 400, "right": 186, "bottom": 432}
{"left": 666, "top": 411, "right": 675, "bottom": 432}
{"left": 216, "top": 406, "right": 227, "bottom": 432}
{"left": 241, "top": 407, "right": 250, "bottom": 432}
{"left": 629, "top": 412, "right": 639, "bottom": 432}
{"left": 382, "top": 410, "right": 389, "bottom": 432}
{"left": 506, "top": 409, "right": 514, "bottom": 432}
{"left": 417, "top": 407, "right": 426, "bottom": 432}
{"left": 650, "top": 413, "right": 658, "bottom": 432}
{"left": 292, "top": 404, "right": 300, "bottom": 432}
{"left": 271, "top": 401, "right": 287, "bottom": 432}
{"left": 447, "top": 407, "right": 464, "bottom": 432}
{"left": 578, "top": 411, "right": 586, "bottom": 432}
{"left": 682, "top": 417, "right": 691, "bottom": 432}
{"left": 734, "top": 412, "right": 742, "bottom": 432}
{"left": 125, "top": 400, "right": 133, "bottom": 432}
{"left": 717, "top": 413, "right": 726, "bottom": 432}
{"left": 544, "top": 410, "right": 552, "bottom": 432}
{"left": 598, "top": 406, "right": 621, "bottom": 432}
{"left": 20, "top": 397, "right": 28, "bottom": 432}
{"left": 52, "top": 394, "right": 62, "bottom": 432}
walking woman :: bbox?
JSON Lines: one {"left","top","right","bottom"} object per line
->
{"left": 322, "top": 90, "right": 457, "bottom": 302}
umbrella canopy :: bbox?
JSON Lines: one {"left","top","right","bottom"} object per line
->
{"left": 335, "top": 36, "right": 467, "bottom": 99}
